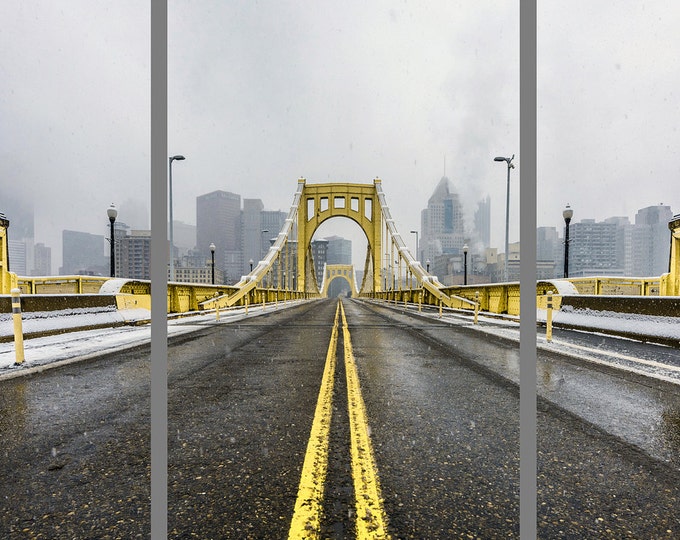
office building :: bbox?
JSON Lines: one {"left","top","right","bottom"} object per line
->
{"left": 61, "top": 230, "right": 107, "bottom": 275}
{"left": 420, "top": 177, "right": 466, "bottom": 263}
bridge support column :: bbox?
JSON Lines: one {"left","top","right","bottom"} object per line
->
{"left": 665, "top": 215, "right": 680, "bottom": 295}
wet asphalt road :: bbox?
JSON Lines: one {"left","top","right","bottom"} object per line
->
{"left": 0, "top": 344, "right": 150, "bottom": 538}
{"left": 1, "top": 298, "right": 679, "bottom": 538}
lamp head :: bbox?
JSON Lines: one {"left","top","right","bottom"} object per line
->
{"left": 107, "top": 204, "right": 118, "bottom": 222}
{"left": 170, "top": 155, "right": 185, "bottom": 162}
{"left": 563, "top": 204, "right": 573, "bottom": 222}
{"left": 209, "top": 242, "right": 216, "bottom": 253}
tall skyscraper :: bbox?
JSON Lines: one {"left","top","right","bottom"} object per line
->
{"left": 420, "top": 177, "right": 465, "bottom": 263}
{"left": 196, "top": 190, "right": 241, "bottom": 281}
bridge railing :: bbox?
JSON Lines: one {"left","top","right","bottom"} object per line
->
{"left": 17, "top": 275, "right": 111, "bottom": 295}
{"left": 565, "top": 276, "right": 661, "bottom": 296}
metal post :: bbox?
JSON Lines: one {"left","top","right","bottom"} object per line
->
{"left": 410, "top": 230, "right": 418, "bottom": 262}
{"left": 463, "top": 244, "right": 468, "bottom": 286}
{"left": 505, "top": 163, "right": 510, "bottom": 282}
{"left": 169, "top": 155, "right": 185, "bottom": 282}
{"left": 494, "top": 155, "right": 514, "bottom": 282}
{"left": 474, "top": 291, "right": 479, "bottom": 325}
{"left": 210, "top": 242, "right": 216, "bottom": 285}
{"left": 107, "top": 204, "right": 117, "bottom": 278}
{"left": 563, "top": 205, "right": 573, "bottom": 278}
{"left": 11, "top": 288, "right": 24, "bottom": 365}
{"left": 546, "top": 290, "right": 554, "bottom": 342}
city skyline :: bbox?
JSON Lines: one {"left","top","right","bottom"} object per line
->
{"left": 2, "top": 3, "right": 679, "bottom": 275}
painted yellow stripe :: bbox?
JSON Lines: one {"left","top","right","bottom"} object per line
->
{"left": 288, "top": 302, "right": 340, "bottom": 539}
{"left": 340, "top": 302, "right": 391, "bottom": 539}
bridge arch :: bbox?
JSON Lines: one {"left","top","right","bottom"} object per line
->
{"left": 297, "top": 179, "right": 382, "bottom": 293}
{"left": 320, "top": 264, "right": 359, "bottom": 297}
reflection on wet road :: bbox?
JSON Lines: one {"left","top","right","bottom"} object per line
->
{"left": 1, "top": 297, "right": 678, "bottom": 538}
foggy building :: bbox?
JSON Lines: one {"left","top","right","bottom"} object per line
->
{"left": 196, "top": 190, "right": 241, "bottom": 279}
{"left": 629, "top": 204, "right": 673, "bottom": 276}
{"left": 61, "top": 230, "right": 107, "bottom": 275}
{"left": 420, "top": 177, "right": 466, "bottom": 264}
{"left": 325, "top": 235, "right": 352, "bottom": 265}
{"left": 173, "top": 221, "right": 196, "bottom": 260}
{"left": 536, "top": 226, "right": 560, "bottom": 279}
{"left": 474, "top": 195, "right": 491, "bottom": 249}
{"left": 33, "top": 242, "right": 52, "bottom": 276}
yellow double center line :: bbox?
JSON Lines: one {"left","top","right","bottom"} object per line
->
{"left": 288, "top": 301, "right": 390, "bottom": 539}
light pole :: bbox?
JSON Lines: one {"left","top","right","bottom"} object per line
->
{"left": 249, "top": 259, "right": 254, "bottom": 272}
{"left": 168, "top": 154, "right": 185, "bottom": 281}
{"left": 426, "top": 259, "right": 430, "bottom": 273}
{"left": 563, "top": 204, "right": 573, "bottom": 278}
{"left": 107, "top": 204, "right": 117, "bottom": 277}
{"left": 209, "top": 242, "right": 216, "bottom": 284}
{"left": 463, "top": 243, "right": 468, "bottom": 285}
{"left": 494, "top": 154, "right": 515, "bottom": 281}
{"left": 410, "top": 230, "right": 419, "bottom": 261}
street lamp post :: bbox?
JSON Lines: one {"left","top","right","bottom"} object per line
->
{"left": 563, "top": 204, "right": 573, "bottom": 278}
{"left": 107, "top": 204, "right": 117, "bottom": 278}
{"left": 209, "top": 242, "right": 216, "bottom": 284}
{"left": 249, "top": 259, "right": 254, "bottom": 272}
{"left": 168, "top": 154, "right": 185, "bottom": 281}
{"left": 426, "top": 259, "right": 430, "bottom": 273}
{"left": 410, "top": 230, "right": 419, "bottom": 261}
{"left": 463, "top": 243, "right": 468, "bottom": 285}
{"left": 494, "top": 154, "right": 515, "bottom": 281}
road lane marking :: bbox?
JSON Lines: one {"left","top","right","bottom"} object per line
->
{"left": 288, "top": 303, "right": 340, "bottom": 539}
{"left": 340, "top": 302, "right": 391, "bottom": 539}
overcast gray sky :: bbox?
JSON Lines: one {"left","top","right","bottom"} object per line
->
{"left": 1, "top": 2, "right": 678, "bottom": 274}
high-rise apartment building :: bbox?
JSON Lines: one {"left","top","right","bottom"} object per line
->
{"left": 117, "top": 230, "right": 151, "bottom": 280}
{"left": 568, "top": 219, "right": 625, "bottom": 277}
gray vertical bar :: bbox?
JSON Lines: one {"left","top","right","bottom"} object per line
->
{"left": 519, "top": 1, "right": 537, "bottom": 539}
{"left": 150, "top": 1, "right": 168, "bottom": 538}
